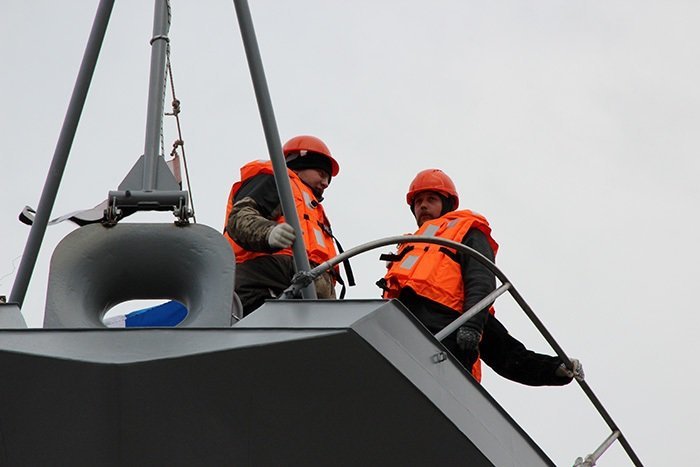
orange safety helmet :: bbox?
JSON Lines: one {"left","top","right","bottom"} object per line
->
{"left": 406, "top": 169, "right": 459, "bottom": 209}
{"left": 283, "top": 135, "right": 340, "bottom": 177}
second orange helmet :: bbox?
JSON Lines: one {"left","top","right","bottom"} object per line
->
{"left": 406, "top": 169, "right": 459, "bottom": 209}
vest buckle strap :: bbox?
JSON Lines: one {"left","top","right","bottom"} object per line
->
{"left": 378, "top": 245, "right": 415, "bottom": 263}
{"left": 438, "top": 246, "right": 460, "bottom": 263}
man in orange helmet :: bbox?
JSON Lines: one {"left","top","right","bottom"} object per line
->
{"left": 224, "top": 135, "right": 344, "bottom": 316}
{"left": 380, "top": 169, "right": 581, "bottom": 385}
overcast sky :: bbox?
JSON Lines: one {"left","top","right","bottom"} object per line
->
{"left": 3, "top": 1, "right": 699, "bottom": 464}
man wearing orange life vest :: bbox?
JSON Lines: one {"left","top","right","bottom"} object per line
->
{"left": 381, "top": 169, "right": 581, "bottom": 385}
{"left": 224, "top": 135, "right": 340, "bottom": 316}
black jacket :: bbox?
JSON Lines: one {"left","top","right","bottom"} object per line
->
{"left": 394, "top": 227, "right": 570, "bottom": 386}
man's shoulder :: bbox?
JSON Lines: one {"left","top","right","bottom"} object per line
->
{"left": 439, "top": 209, "right": 491, "bottom": 225}
{"left": 233, "top": 172, "right": 279, "bottom": 211}
{"left": 238, "top": 172, "right": 276, "bottom": 193}
{"left": 241, "top": 159, "right": 273, "bottom": 171}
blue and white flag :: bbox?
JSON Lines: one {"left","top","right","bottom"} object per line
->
{"left": 104, "top": 300, "right": 187, "bottom": 328}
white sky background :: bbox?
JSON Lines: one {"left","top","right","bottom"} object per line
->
{"left": 1, "top": 1, "right": 698, "bottom": 464}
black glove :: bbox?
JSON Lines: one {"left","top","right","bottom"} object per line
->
{"left": 455, "top": 326, "right": 481, "bottom": 368}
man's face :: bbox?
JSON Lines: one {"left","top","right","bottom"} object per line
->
{"left": 295, "top": 168, "right": 331, "bottom": 198}
{"left": 413, "top": 191, "right": 443, "bottom": 226}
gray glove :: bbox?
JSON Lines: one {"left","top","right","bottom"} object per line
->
{"left": 267, "top": 223, "right": 296, "bottom": 249}
{"left": 555, "top": 358, "right": 584, "bottom": 382}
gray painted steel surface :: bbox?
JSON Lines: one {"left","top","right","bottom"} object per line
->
{"left": 43, "top": 223, "right": 237, "bottom": 328}
{"left": 0, "top": 300, "right": 553, "bottom": 466}
{"left": 0, "top": 303, "right": 27, "bottom": 328}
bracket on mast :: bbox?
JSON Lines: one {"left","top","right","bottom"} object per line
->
{"left": 104, "top": 0, "right": 194, "bottom": 226}
{"left": 104, "top": 0, "right": 192, "bottom": 227}
{"left": 105, "top": 153, "right": 192, "bottom": 225}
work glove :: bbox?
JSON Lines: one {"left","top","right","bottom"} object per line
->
{"left": 555, "top": 358, "right": 585, "bottom": 382}
{"left": 267, "top": 223, "right": 296, "bottom": 249}
{"left": 455, "top": 326, "right": 481, "bottom": 369}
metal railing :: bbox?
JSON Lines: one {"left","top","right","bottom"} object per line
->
{"left": 281, "top": 235, "right": 643, "bottom": 467}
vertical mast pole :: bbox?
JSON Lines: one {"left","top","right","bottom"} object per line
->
{"left": 232, "top": 0, "right": 317, "bottom": 299}
{"left": 143, "top": 0, "right": 170, "bottom": 190}
{"left": 9, "top": 0, "right": 115, "bottom": 307}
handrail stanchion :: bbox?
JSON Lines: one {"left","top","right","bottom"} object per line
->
{"left": 232, "top": 0, "right": 316, "bottom": 299}
{"left": 434, "top": 283, "right": 511, "bottom": 342}
{"left": 280, "top": 235, "right": 643, "bottom": 466}
{"left": 574, "top": 430, "right": 621, "bottom": 466}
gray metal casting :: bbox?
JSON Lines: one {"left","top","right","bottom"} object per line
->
{"left": 232, "top": 0, "right": 316, "bottom": 299}
{"left": 281, "top": 234, "right": 643, "bottom": 467}
{"left": 9, "top": 0, "right": 115, "bottom": 308}
{"left": 44, "top": 223, "right": 237, "bottom": 328}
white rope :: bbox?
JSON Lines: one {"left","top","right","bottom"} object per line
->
{"left": 161, "top": 1, "right": 197, "bottom": 222}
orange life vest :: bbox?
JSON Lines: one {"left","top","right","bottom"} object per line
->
{"left": 383, "top": 210, "right": 498, "bottom": 381}
{"left": 223, "top": 160, "right": 338, "bottom": 266}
